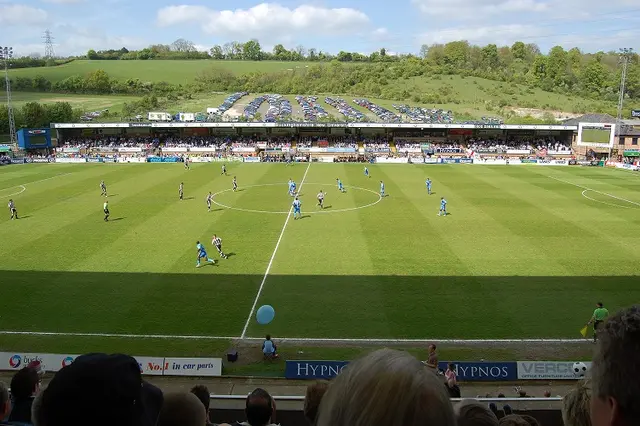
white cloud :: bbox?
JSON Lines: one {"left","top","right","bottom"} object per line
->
{"left": 419, "top": 24, "right": 544, "bottom": 46}
{"left": 412, "top": 0, "right": 547, "bottom": 18}
{"left": 372, "top": 27, "right": 389, "bottom": 39}
{"left": 157, "top": 3, "right": 370, "bottom": 41}
{"left": 0, "top": 4, "right": 48, "bottom": 25}
{"left": 42, "top": 0, "right": 84, "bottom": 3}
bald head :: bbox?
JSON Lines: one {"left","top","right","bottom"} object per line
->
{"left": 157, "top": 393, "right": 206, "bottom": 426}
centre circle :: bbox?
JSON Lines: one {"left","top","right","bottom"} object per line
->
{"left": 211, "top": 183, "right": 382, "bottom": 215}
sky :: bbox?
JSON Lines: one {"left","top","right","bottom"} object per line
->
{"left": 0, "top": 0, "right": 639, "bottom": 58}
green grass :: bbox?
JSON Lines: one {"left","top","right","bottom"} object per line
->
{"left": 0, "top": 92, "right": 140, "bottom": 112}
{"left": 1, "top": 163, "right": 639, "bottom": 357}
{"left": 6, "top": 60, "right": 327, "bottom": 84}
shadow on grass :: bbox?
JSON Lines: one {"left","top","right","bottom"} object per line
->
{"left": 0, "top": 271, "right": 637, "bottom": 339}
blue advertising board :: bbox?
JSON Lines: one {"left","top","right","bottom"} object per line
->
{"left": 285, "top": 360, "right": 348, "bottom": 379}
{"left": 147, "top": 156, "right": 180, "bottom": 163}
{"left": 285, "top": 360, "right": 517, "bottom": 381}
{"left": 438, "top": 361, "right": 517, "bottom": 381}
{"left": 442, "top": 158, "right": 474, "bottom": 164}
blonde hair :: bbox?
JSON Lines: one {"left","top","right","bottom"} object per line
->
{"left": 562, "top": 379, "right": 592, "bottom": 426}
{"left": 316, "top": 349, "right": 455, "bottom": 426}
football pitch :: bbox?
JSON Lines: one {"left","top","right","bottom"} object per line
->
{"left": 1, "top": 163, "right": 640, "bottom": 350}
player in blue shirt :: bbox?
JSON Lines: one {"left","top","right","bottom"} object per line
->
{"left": 380, "top": 180, "right": 385, "bottom": 197}
{"left": 292, "top": 197, "right": 302, "bottom": 220}
{"left": 439, "top": 197, "right": 447, "bottom": 216}
{"left": 426, "top": 178, "right": 432, "bottom": 195}
{"left": 196, "top": 241, "right": 215, "bottom": 267}
{"left": 336, "top": 178, "right": 345, "bottom": 193}
{"left": 364, "top": 166, "right": 370, "bottom": 178}
{"left": 288, "top": 179, "right": 297, "bottom": 197}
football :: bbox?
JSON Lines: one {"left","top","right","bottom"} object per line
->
{"left": 573, "top": 362, "right": 588, "bottom": 377}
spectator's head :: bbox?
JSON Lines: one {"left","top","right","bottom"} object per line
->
{"left": 498, "top": 415, "right": 530, "bottom": 426}
{"left": 158, "top": 393, "right": 206, "bottom": 426}
{"left": 265, "top": 334, "right": 271, "bottom": 341}
{"left": 429, "top": 344, "right": 437, "bottom": 353}
{"left": 597, "top": 302, "right": 604, "bottom": 308}
{"left": 0, "top": 381, "right": 10, "bottom": 420}
{"left": 11, "top": 366, "right": 40, "bottom": 400}
{"left": 190, "top": 385, "right": 211, "bottom": 422}
{"left": 304, "top": 381, "right": 329, "bottom": 425}
{"left": 38, "top": 353, "right": 163, "bottom": 426}
{"left": 519, "top": 415, "right": 540, "bottom": 426}
{"left": 447, "top": 362, "right": 455, "bottom": 372}
{"left": 563, "top": 379, "right": 592, "bottom": 426}
{"left": 245, "top": 388, "right": 274, "bottom": 426}
{"left": 455, "top": 399, "right": 499, "bottom": 426}
{"left": 591, "top": 305, "right": 640, "bottom": 426}
{"left": 316, "top": 348, "right": 455, "bottom": 426}
{"left": 544, "top": 390, "right": 551, "bottom": 398}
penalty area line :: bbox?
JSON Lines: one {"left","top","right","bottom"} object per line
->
{"left": 239, "top": 162, "right": 312, "bottom": 339}
{"left": 547, "top": 175, "right": 640, "bottom": 208}
{"left": 0, "top": 330, "right": 589, "bottom": 344}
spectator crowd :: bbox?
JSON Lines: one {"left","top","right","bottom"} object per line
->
{"left": 1, "top": 304, "right": 637, "bottom": 426}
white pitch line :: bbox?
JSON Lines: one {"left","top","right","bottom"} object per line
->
{"left": 0, "top": 330, "right": 235, "bottom": 340}
{"left": 239, "top": 162, "right": 312, "bottom": 338}
{"left": 0, "top": 330, "right": 588, "bottom": 344}
{"left": 548, "top": 175, "right": 640, "bottom": 207}
{"left": 581, "top": 190, "right": 634, "bottom": 209}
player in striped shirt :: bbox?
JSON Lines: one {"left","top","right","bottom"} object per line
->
{"left": 211, "top": 235, "right": 228, "bottom": 259}
{"left": 232, "top": 176, "right": 238, "bottom": 192}
{"left": 317, "top": 190, "right": 325, "bottom": 209}
{"left": 179, "top": 182, "right": 184, "bottom": 200}
{"left": 222, "top": 164, "right": 227, "bottom": 175}
{"left": 8, "top": 199, "right": 18, "bottom": 220}
{"left": 184, "top": 157, "right": 190, "bottom": 170}
{"left": 100, "top": 180, "right": 107, "bottom": 197}
{"left": 380, "top": 180, "right": 385, "bottom": 197}
{"left": 206, "top": 192, "right": 213, "bottom": 212}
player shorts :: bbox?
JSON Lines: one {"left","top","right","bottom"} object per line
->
{"left": 104, "top": 209, "right": 109, "bottom": 215}
{"left": 199, "top": 251, "right": 208, "bottom": 258}
{"left": 294, "top": 208, "right": 300, "bottom": 214}
{"left": 215, "top": 245, "right": 222, "bottom": 251}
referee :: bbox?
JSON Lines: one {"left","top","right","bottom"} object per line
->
{"left": 587, "top": 302, "right": 609, "bottom": 343}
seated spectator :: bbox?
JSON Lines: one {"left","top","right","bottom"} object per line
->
{"left": 590, "top": 305, "right": 640, "bottom": 426}
{"left": 498, "top": 415, "right": 530, "bottom": 426}
{"left": 9, "top": 366, "right": 40, "bottom": 424}
{"left": 445, "top": 363, "right": 460, "bottom": 397}
{"left": 158, "top": 393, "right": 206, "bottom": 426}
{"left": 191, "top": 385, "right": 216, "bottom": 426}
{"left": 563, "top": 379, "right": 591, "bottom": 426}
{"left": 303, "top": 381, "right": 329, "bottom": 425}
{"left": 1, "top": 381, "right": 10, "bottom": 424}
{"left": 455, "top": 399, "right": 499, "bottom": 426}
{"left": 262, "top": 335, "right": 278, "bottom": 359}
{"left": 221, "top": 388, "right": 278, "bottom": 426}
{"left": 316, "top": 348, "right": 455, "bottom": 426}
{"left": 36, "top": 353, "right": 163, "bottom": 426}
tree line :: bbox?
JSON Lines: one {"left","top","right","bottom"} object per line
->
{"left": 0, "top": 102, "right": 75, "bottom": 134}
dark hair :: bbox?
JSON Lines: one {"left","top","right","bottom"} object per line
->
{"left": 499, "top": 415, "right": 530, "bottom": 426}
{"left": 10, "top": 367, "right": 39, "bottom": 399}
{"left": 518, "top": 414, "right": 540, "bottom": 426}
{"left": 592, "top": 305, "right": 640, "bottom": 426}
{"left": 448, "top": 363, "right": 455, "bottom": 370}
{"left": 190, "top": 385, "right": 210, "bottom": 412}
{"left": 456, "top": 400, "right": 499, "bottom": 426}
{"left": 265, "top": 335, "right": 271, "bottom": 340}
{"left": 246, "top": 388, "right": 273, "bottom": 426}
{"left": 596, "top": 302, "right": 603, "bottom": 307}
{"left": 0, "top": 381, "right": 9, "bottom": 410}
{"left": 304, "top": 381, "right": 329, "bottom": 425}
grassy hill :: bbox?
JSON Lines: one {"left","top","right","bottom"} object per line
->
{"left": 7, "top": 60, "right": 328, "bottom": 84}
{"left": 5, "top": 59, "right": 618, "bottom": 120}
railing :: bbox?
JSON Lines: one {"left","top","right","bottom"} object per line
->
{"left": 209, "top": 395, "right": 563, "bottom": 402}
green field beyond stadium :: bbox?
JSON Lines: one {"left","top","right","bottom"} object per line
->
{"left": 1, "top": 163, "right": 640, "bottom": 347}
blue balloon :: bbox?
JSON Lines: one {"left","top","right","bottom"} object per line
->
{"left": 256, "top": 305, "right": 275, "bottom": 325}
